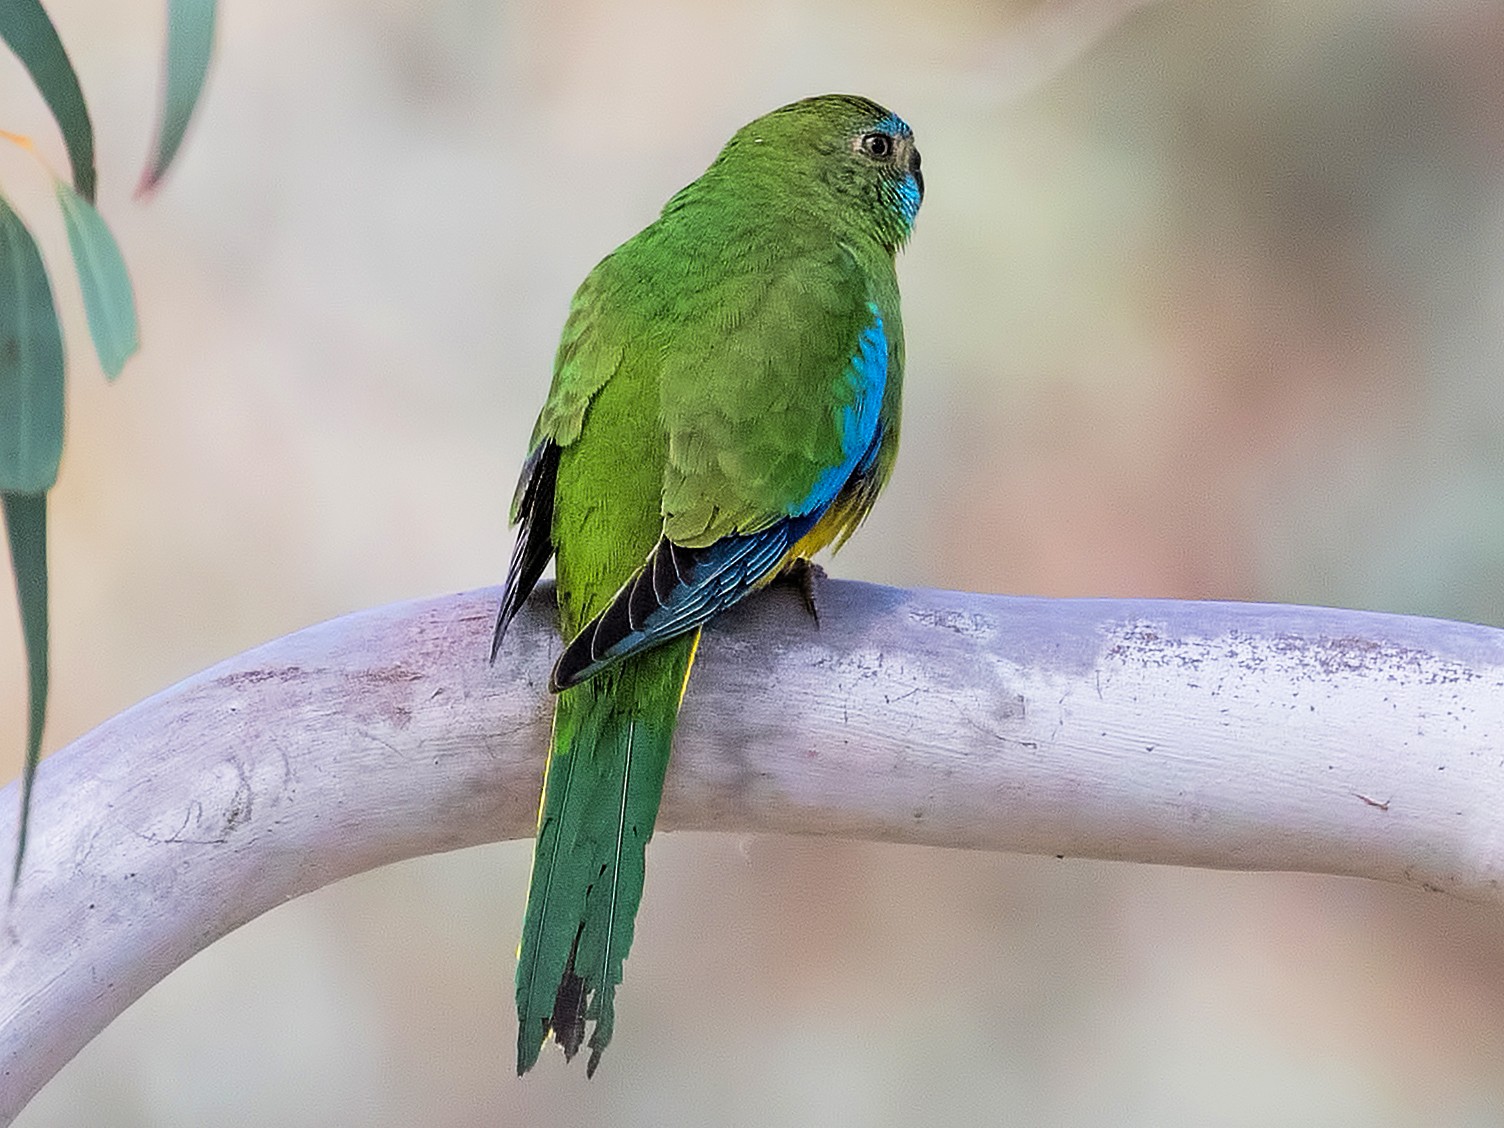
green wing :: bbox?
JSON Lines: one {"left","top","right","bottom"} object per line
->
{"left": 545, "top": 239, "right": 900, "bottom": 687}
{"left": 658, "top": 240, "right": 885, "bottom": 545}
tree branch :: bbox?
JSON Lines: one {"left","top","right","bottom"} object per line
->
{"left": 3, "top": 580, "right": 1504, "bottom": 1118}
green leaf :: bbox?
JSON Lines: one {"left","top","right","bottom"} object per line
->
{"left": 0, "top": 192, "right": 61, "bottom": 887}
{"left": 0, "top": 193, "right": 64, "bottom": 493}
{"left": 0, "top": 0, "right": 96, "bottom": 201}
{"left": 139, "top": 0, "right": 216, "bottom": 194}
{"left": 56, "top": 181, "right": 138, "bottom": 378}
{"left": 3, "top": 491, "right": 46, "bottom": 887}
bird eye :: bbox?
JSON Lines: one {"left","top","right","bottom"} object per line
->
{"left": 860, "top": 132, "right": 894, "bottom": 160}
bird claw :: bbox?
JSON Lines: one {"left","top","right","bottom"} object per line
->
{"left": 779, "top": 558, "right": 827, "bottom": 624}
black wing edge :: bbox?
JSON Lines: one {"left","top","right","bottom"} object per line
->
{"left": 550, "top": 510, "right": 822, "bottom": 691}
{"left": 490, "top": 440, "right": 560, "bottom": 663}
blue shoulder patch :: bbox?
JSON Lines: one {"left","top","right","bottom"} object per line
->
{"left": 795, "top": 304, "right": 888, "bottom": 516}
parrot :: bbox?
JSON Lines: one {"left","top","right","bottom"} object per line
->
{"left": 490, "top": 93, "right": 923, "bottom": 1077}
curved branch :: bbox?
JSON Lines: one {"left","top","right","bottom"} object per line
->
{"left": 4, "top": 581, "right": 1504, "bottom": 1117}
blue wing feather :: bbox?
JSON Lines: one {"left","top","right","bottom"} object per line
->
{"left": 551, "top": 509, "right": 823, "bottom": 690}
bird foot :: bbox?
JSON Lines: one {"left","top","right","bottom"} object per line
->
{"left": 779, "top": 558, "right": 827, "bottom": 624}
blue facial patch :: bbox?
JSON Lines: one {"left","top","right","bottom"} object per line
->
{"left": 868, "top": 113, "right": 921, "bottom": 227}
{"left": 872, "top": 112, "right": 912, "bottom": 141}
{"left": 891, "top": 176, "right": 922, "bottom": 226}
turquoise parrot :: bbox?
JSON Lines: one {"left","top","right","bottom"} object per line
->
{"left": 491, "top": 93, "right": 923, "bottom": 1076}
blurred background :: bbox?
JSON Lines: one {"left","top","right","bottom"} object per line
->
{"left": 4, "top": 0, "right": 1504, "bottom": 1123}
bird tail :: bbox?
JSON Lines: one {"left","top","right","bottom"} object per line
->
{"left": 515, "top": 630, "right": 699, "bottom": 1076}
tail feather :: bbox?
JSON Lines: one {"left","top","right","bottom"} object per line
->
{"left": 515, "top": 633, "right": 698, "bottom": 1075}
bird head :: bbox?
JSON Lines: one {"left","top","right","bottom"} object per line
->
{"left": 712, "top": 94, "right": 924, "bottom": 253}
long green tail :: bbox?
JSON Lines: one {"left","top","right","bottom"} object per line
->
{"left": 515, "top": 632, "right": 698, "bottom": 1076}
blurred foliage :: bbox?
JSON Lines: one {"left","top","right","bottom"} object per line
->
{"left": 0, "top": 0, "right": 95, "bottom": 199}
{"left": 0, "top": 0, "right": 211, "bottom": 880}
{"left": 140, "top": 0, "right": 217, "bottom": 194}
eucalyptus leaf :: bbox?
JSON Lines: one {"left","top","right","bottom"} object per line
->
{"left": 56, "top": 181, "right": 139, "bottom": 378}
{"left": 0, "top": 193, "right": 61, "bottom": 887}
{"left": 0, "top": 0, "right": 95, "bottom": 201}
{"left": 140, "top": 0, "right": 216, "bottom": 193}
{"left": 0, "top": 194, "right": 64, "bottom": 493}
{"left": 3, "top": 491, "right": 47, "bottom": 887}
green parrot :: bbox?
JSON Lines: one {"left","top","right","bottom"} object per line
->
{"left": 491, "top": 93, "right": 923, "bottom": 1076}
